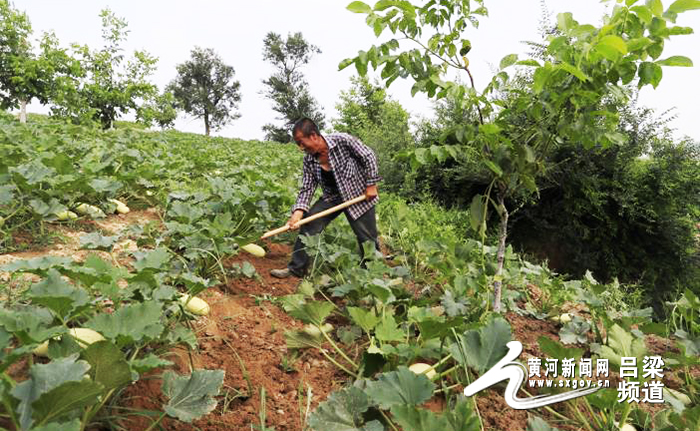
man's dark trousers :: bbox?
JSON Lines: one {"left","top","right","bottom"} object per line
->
{"left": 288, "top": 198, "right": 379, "bottom": 276}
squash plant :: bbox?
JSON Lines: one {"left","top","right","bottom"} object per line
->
{"left": 0, "top": 250, "right": 223, "bottom": 430}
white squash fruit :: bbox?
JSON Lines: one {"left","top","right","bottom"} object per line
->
{"left": 69, "top": 328, "right": 106, "bottom": 347}
{"left": 302, "top": 323, "right": 333, "bottom": 338}
{"left": 664, "top": 387, "right": 691, "bottom": 405}
{"left": 108, "top": 199, "right": 130, "bottom": 214}
{"left": 75, "top": 203, "right": 106, "bottom": 218}
{"left": 33, "top": 340, "right": 50, "bottom": 357}
{"left": 241, "top": 243, "right": 265, "bottom": 258}
{"left": 549, "top": 313, "right": 573, "bottom": 324}
{"left": 179, "top": 294, "right": 211, "bottom": 316}
{"left": 34, "top": 328, "right": 105, "bottom": 356}
{"left": 408, "top": 362, "right": 437, "bottom": 379}
{"left": 56, "top": 210, "right": 78, "bottom": 220}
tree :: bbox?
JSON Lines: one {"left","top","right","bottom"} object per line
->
{"left": 51, "top": 9, "right": 158, "bottom": 129}
{"left": 167, "top": 47, "right": 241, "bottom": 137}
{"left": 261, "top": 32, "right": 325, "bottom": 142}
{"left": 0, "top": 0, "right": 56, "bottom": 123}
{"left": 343, "top": 0, "right": 697, "bottom": 312}
{"left": 136, "top": 89, "right": 178, "bottom": 130}
{"left": 332, "top": 75, "right": 414, "bottom": 192}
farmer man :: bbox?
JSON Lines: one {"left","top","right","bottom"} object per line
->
{"left": 270, "top": 117, "right": 381, "bottom": 278}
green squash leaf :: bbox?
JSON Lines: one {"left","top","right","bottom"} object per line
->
{"left": 31, "top": 419, "right": 81, "bottom": 431}
{"left": 82, "top": 340, "right": 132, "bottom": 390}
{"left": 365, "top": 367, "right": 435, "bottom": 409}
{"left": 391, "top": 405, "right": 448, "bottom": 430}
{"left": 0, "top": 256, "right": 73, "bottom": 274}
{"left": 32, "top": 380, "right": 105, "bottom": 426}
{"left": 79, "top": 232, "right": 119, "bottom": 251}
{"left": 132, "top": 247, "right": 171, "bottom": 271}
{"left": 598, "top": 324, "right": 647, "bottom": 370}
{"left": 348, "top": 307, "right": 380, "bottom": 334}
{"left": 448, "top": 316, "right": 511, "bottom": 374}
{"left": 86, "top": 301, "right": 164, "bottom": 344}
{"left": 308, "top": 386, "right": 383, "bottom": 431}
{"left": 392, "top": 398, "right": 481, "bottom": 431}
{"left": 375, "top": 314, "right": 405, "bottom": 342}
{"left": 28, "top": 269, "right": 90, "bottom": 319}
{"left": 288, "top": 301, "right": 335, "bottom": 326}
{"left": 527, "top": 416, "right": 562, "bottom": 431}
{"left": 130, "top": 354, "right": 175, "bottom": 373}
{"left": 162, "top": 369, "right": 225, "bottom": 423}
{"left": 10, "top": 354, "right": 91, "bottom": 430}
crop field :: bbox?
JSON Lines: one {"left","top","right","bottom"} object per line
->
{"left": 0, "top": 112, "right": 697, "bottom": 431}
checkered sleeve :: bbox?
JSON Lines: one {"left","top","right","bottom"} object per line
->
{"left": 291, "top": 156, "right": 317, "bottom": 214}
{"left": 344, "top": 135, "right": 381, "bottom": 186}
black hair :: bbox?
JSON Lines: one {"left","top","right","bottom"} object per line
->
{"left": 292, "top": 117, "right": 319, "bottom": 138}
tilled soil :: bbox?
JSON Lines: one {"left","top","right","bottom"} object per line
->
{"left": 116, "top": 242, "right": 346, "bottom": 431}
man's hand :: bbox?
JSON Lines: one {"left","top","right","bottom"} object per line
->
{"left": 365, "top": 184, "right": 378, "bottom": 200}
{"left": 287, "top": 210, "right": 304, "bottom": 230}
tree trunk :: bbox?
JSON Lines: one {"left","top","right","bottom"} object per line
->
{"left": 204, "top": 114, "right": 210, "bottom": 137}
{"left": 493, "top": 194, "right": 509, "bottom": 313}
{"left": 19, "top": 99, "right": 27, "bottom": 124}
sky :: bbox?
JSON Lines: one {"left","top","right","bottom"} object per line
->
{"left": 11, "top": 0, "right": 700, "bottom": 141}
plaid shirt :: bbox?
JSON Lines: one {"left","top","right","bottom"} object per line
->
{"left": 292, "top": 133, "right": 381, "bottom": 220}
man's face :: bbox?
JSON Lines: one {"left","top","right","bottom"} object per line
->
{"left": 294, "top": 131, "right": 323, "bottom": 157}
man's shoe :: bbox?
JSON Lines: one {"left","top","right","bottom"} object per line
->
{"left": 270, "top": 268, "right": 294, "bottom": 279}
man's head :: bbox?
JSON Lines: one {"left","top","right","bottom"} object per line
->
{"left": 292, "top": 117, "right": 325, "bottom": 156}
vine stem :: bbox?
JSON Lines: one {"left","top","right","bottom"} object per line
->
{"left": 434, "top": 382, "right": 461, "bottom": 393}
{"left": 521, "top": 389, "right": 573, "bottom": 423}
{"left": 464, "top": 369, "right": 486, "bottom": 431}
{"left": 380, "top": 410, "right": 400, "bottom": 431}
{"left": 618, "top": 400, "right": 633, "bottom": 428}
{"left": 318, "top": 348, "right": 358, "bottom": 378}
{"left": 319, "top": 325, "right": 358, "bottom": 369}
{"left": 143, "top": 411, "right": 166, "bottom": 431}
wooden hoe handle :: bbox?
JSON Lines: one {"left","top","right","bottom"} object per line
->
{"left": 260, "top": 195, "right": 367, "bottom": 240}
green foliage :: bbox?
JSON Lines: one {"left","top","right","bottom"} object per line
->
{"left": 50, "top": 9, "right": 158, "bottom": 129}
{"left": 261, "top": 32, "right": 325, "bottom": 142}
{"left": 137, "top": 89, "right": 178, "bottom": 130}
{"left": 287, "top": 301, "right": 335, "bottom": 326}
{"left": 161, "top": 369, "right": 225, "bottom": 423}
{"left": 167, "top": 46, "right": 241, "bottom": 136}
{"left": 391, "top": 398, "right": 480, "bottom": 431}
{"left": 343, "top": 0, "right": 697, "bottom": 312}
{"left": 364, "top": 367, "right": 435, "bottom": 409}
{"left": 448, "top": 316, "right": 511, "bottom": 374}
{"left": 9, "top": 354, "right": 97, "bottom": 430}
{"left": 527, "top": 416, "right": 562, "bottom": 431}
{"left": 597, "top": 324, "right": 647, "bottom": 370}
{"left": 509, "top": 102, "right": 700, "bottom": 306}
{"left": 558, "top": 316, "right": 592, "bottom": 345}
{"left": 308, "top": 386, "right": 383, "bottom": 431}
{"left": 332, "top": 76, "right": 415, "bottom": 193}
{"left": 0, "top": 1, "right": 64, "bottom": 119}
